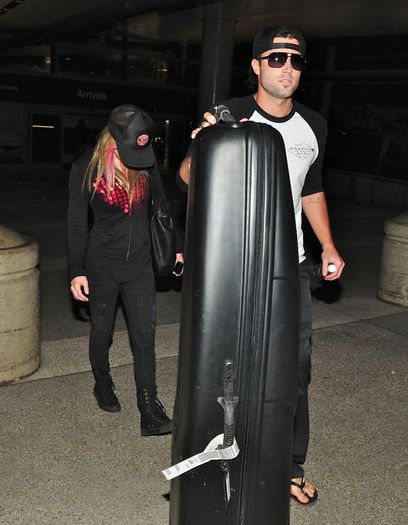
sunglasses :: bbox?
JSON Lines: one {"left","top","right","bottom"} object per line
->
{"left": 258, "top": 52, "right": 306, "bottom": 72}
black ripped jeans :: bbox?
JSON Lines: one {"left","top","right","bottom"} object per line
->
{"left": 87, "top": 266, "right": 157, "bottom": 393}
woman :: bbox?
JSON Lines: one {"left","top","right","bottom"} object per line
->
{"left": 67, "top": 104, "right": 183, "bottom": 436}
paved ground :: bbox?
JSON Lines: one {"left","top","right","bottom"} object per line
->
{"left": 0, "top": 174, "right": 407, "bottom": 524}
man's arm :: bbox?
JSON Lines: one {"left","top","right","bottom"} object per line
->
{"left": 177, "top": 112, "right": 219, "bottom": 187}
{"left": 179, "top": 156, "right": 192, "bottom": 185}
{"left": 301, "top": 191, "right": 345, "bottom": 280}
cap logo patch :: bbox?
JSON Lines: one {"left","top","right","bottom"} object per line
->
{"left": 136, "top": 134, "right": 149, "bottom": 147}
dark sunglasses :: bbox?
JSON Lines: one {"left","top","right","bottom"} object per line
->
{"left": 258, "top": 52, "right": 306, "bottom": 72}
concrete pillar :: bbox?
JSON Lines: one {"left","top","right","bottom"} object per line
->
{"left": 377, "top": 212, "right": 408, "bottom": 306}
{"left": 197, "top": 1, "right": 235, "bottom": 118}
{"left": 0, "top": 225, "right": 40, "bottom": 384}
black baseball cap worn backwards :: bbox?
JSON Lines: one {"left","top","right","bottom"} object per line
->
{"left": 107, "top": 104, "right": 155, "bottom": 168}
{"left": 253, "top": 25, "right": 306, "bottom": 57}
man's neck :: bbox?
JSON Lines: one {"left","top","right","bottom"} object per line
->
{"left": 253, "top": 92, "right": 294, "bottom": 118}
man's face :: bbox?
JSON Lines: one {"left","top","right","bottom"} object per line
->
{"left": 251, "top": 37, "right": 302, "bottom": 100}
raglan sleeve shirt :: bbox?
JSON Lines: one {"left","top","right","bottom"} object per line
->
{"left": 298, "top": 104, "right": 327, "bottom": 197}
{"left": 176, "top": 96, "right": 327, "bottom": 200}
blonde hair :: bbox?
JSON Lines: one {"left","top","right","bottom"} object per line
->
{"left": 85, "top": 126, "right": 148, "bottom": 209}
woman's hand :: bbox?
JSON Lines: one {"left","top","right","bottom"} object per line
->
{"left": 70, "top": 276, "right": 89, "bottom": 301}
{"left": 173, "top": 253, "right": 184, "bottom": 276}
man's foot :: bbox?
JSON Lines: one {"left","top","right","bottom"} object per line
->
{"left": 290, "top": 477, "right": 318, "bottom": 506}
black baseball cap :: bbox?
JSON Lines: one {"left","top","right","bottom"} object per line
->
{"left": 252, "top": 26, "right": 306, "bottom": 57}
{"left": 249, "top": 26, "right": 306, "bottom": 86}
{"left": 107, "top": 104, "right": 155, "bottom": 168}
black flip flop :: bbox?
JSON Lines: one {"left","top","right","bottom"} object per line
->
{"left": 290, "top": 477, "right": 318, "bottom": 506}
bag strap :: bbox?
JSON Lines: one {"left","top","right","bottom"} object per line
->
{"left": 149, "top": 163, "right": 164, "bottom": 197}
{"left": 149, "top": 163, "right": 171, "bottom": 213}
{"left": 149, "top": 164, "right": 167, "bottom": 202}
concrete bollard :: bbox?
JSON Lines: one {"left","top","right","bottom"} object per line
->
{"left": 0, "top": 225, "right": 40, "bottom": 384}
{"left": 377, "top": 211, "right": 408, "bottom": 306}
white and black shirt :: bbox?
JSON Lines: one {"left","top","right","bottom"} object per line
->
{"left": 219, "top": 96, "right": 327, "bottom": 263}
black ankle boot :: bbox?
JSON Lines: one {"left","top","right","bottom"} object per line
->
{"left": 137, "top": 388, "right": 172, "bottom": 436}
{"left": 92, "top": 369, "right": 121, "bottom": 413}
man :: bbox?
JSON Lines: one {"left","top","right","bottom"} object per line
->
{"left": 178, "top": 26, "right": 345, "bottom": 505}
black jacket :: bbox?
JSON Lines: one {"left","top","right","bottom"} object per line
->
{"left": 67, "top": 150, "right": 182, "bottom": 281}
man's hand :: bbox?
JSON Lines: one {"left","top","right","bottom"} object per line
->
{"left": 191, "top": 112, "right": 248, "bottom": 139}
{"left": 321, "top": 247, "right": 345, "bottom": 281}
{"left": 70, "top": 276, "right": 89, "bottom": 301}
{"left": 179, "top": 111, "right": 218, "bottom": 185}
{"left": 180, "top": 110, "right": 247, "bottom": 185}
{"left": 301, "top": 191, "right": 345, "bottom": 281}
{"left": 191, "top": 112, "right": 218, "bottom": 139}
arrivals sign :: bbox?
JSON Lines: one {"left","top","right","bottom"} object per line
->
{"left": 0, "top": 73, "right": 194, "bottom": 114}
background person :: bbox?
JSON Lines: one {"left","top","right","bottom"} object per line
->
{"left": 178, "top": 26, "right": 345, "bottom": 504}
{"left": 68, "top": 104, "right": 183, "bottom": 436}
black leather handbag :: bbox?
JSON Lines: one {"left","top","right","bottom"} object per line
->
{"left": 149, "top": 171, "right": 176, "bottom": 276}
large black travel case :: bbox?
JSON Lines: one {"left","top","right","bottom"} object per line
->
{"left": 168, "top": 121, "right": 300, "bottom": 524}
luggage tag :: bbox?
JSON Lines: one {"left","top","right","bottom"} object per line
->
{"left": 162, "top": 359, "right": 239, "bottom": 513}
{"left": 161, "top": 433, "right": 239, "bottom": 480}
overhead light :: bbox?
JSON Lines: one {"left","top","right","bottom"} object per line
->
{"left": 32, "top": 125, "right": 55, "bottom": 129}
